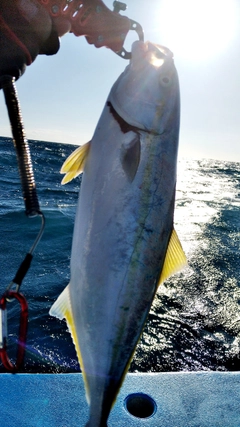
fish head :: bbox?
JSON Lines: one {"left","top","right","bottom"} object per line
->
{"left": 109, "top": 41, "right": 180, "bottom": 134}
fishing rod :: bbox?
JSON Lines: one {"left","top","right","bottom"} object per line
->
{"left": 0, "top": 75, "right": 45, "bottom": 373}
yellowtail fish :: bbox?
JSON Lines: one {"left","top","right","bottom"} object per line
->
{"left": 50, "top": 40, "right": 187, "bottom": 427}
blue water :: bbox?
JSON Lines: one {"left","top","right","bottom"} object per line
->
{"left": 0, "top": 136, "right": 239, "bottom": 373}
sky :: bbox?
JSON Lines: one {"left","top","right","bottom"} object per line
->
{"left": 1, "top": 0, "right": 240, "bottom": 162}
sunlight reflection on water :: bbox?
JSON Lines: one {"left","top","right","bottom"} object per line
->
{"left": 131, "top": 158, "right": 240, "bottom": 372}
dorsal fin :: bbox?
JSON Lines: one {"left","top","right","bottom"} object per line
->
{"left": 60, "top": 141, "right": 91, "bottom": 184}
{"left": 158, "top": 228, "right": 187, "bottom": 285}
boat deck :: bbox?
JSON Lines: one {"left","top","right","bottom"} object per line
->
{"left": 1, "top": 372, "right": 240, "bottom": 426}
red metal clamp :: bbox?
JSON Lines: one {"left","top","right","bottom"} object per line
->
{"left": 39, "top": 0, "right": 144, "bottom": 57}
{"left": 0, "top": 291, "right": 28, "bottom": 373}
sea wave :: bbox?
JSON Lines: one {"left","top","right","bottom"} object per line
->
{"left": 0, "top": 137, "right": 239, "bottom": 372}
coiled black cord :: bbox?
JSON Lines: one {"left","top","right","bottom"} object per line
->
{"left": 1, "top": 75, "right": 40, "bottom": 217}
{"left": 0, "top": 75, "right": 45, "bottom": 289}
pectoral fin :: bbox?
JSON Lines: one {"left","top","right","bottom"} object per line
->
{"left": 61, "top": 141, "right": 91, "bottom": 184}
{"left": 158, "top": 229, "right": 187, "bottom": 285}
{"left": 121, "top": 133, "right": 140, "bottom": 182}
{"left": 49, "top": 286, "right": 90, "bottom": 403}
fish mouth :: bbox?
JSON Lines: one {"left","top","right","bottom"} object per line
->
{"left": 129, "top": 41, "right": 175, "bottom": 75}
{"left": 147, "top": 42, "right": 174, "bottom": 60}
{"left": 131, "top": 41, "right": 174, "bottom": 63}
{"left": 158, "top": 45, "right": 173, "bottom": 58}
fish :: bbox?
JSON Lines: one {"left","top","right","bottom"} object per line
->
{"left": 50, "top": 40, "right": 187, "bottom": 427}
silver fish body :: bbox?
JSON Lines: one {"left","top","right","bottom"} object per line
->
{"left": 50, "top": 41, "right": 186, "bottom": 427}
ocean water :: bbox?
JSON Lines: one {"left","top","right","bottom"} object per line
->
{"left": 0, "top": 136, "right": 239, "bottom": 373}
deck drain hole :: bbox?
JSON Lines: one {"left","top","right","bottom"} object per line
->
{"left": 124, "top": 393, "right": 157, "bottom": 418}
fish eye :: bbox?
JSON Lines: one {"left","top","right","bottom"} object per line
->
{"left": 160, "top": 76, "right": 171, "bottom": 87}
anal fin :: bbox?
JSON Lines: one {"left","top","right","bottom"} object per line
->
{"left": 49, "top": 286, "right": 90, "bottom": 403}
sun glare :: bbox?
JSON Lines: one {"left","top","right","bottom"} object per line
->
{"left": 158, "top": 0, "right": 239, "bottom": 62}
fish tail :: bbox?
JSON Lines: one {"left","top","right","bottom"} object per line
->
{"left": 86, "top": 403, "right": 109, "bottom": 427}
